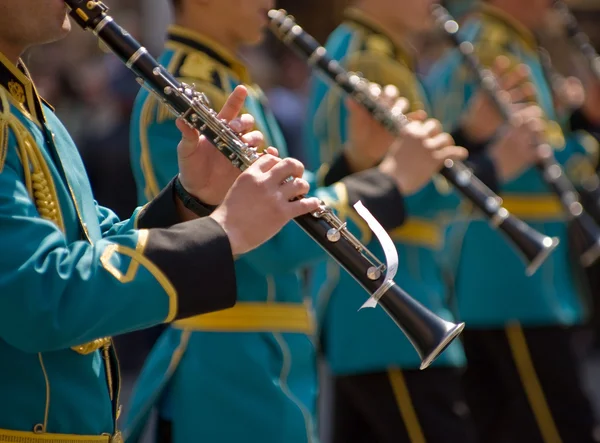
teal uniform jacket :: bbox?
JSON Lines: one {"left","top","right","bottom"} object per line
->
{"left": 0, "top": 51, "right": 241, "bottom": 441}
{"left": 304, "top": 8, "right": 467, "bottom": 375}
{"left": 124, "top": 26, "right": 408, "bottom": 443}
{"left": 424, "top": 4, "right": 597, "bottom": 327}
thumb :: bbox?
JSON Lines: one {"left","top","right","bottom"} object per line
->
{"left": 176, "top": 118, "right": 201, "bottom": 158}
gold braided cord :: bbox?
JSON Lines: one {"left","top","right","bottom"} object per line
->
{"left": 4, "top": 118, "right": 65, "bottom": 232}
{"left": 0, "top": 96, "right": 105, "bottom": 356}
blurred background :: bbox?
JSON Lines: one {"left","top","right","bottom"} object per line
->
{"left": 21, "top": 0, "right": 600, "bottom": 441}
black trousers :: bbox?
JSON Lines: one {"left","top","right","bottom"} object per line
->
{"left": 330, "top": 367, "right": 478, "bottom": 443}
{"left": 462, "top": 324, "right": 599, "bottom": 443}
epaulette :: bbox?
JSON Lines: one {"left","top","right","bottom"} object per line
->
{"left": 477, "top": 20, "right": 513, "bottom": 55}
{"left": 363, "top": 33, "right": 396, "bottom": 59}
{"left": 177, "top": 52, "right": 223, "bottom": 91}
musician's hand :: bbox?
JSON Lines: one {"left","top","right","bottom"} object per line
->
{"left": 461, "top": 55, "right": 537, "bottom": 143}
{"left": 488, "top": 104, "right": 546, "bottom": 182}
{"left": 177, "top": 85, "right": 267, "bottom": 206}
{"left": 554, "top": 76, "right": 586, "bottom": 111}
{"left": 210, "top": 155, "right": 321, "bottom": 255}
{"left": 344, "top": 84, "right": 426, "bottom": 172}
{"left": 579, "top": 75, "right": 600, "bottom": 125}
{"left": 378, "top": 119, "right": 468, "bottom": 195}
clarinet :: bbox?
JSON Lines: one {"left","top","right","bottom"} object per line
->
{"left": 550, "top": 0, "right": 600, "bottom": 220}
{"left": 62, "top": 0, "right": 463, "bottom": 369}
{"left": 430, "top": 4, "right": 600, "bottom": 268}
{"left": 553, "top": 0, "right": 600, "bottom": 80}
{"left": 268, "top": 9, "right": 559, "bottom": 276}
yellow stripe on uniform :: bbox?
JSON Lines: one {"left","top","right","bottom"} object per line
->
{"left": 389, "top": 218, "right": 442, "bottom": 249}
{"left": 0, "top": 429, "right": 110, "bottom": 442}
{"left": 500, "top": 195, "right": 564, "bottom": 221}
{"left": 505, "top": 323, "right": 563, "bottom": 443}
{"left": 173, "top": 302, "right": 315, "bottom": 334}
{"left": 388, "top": 368, "right": 426, "bottom": 443}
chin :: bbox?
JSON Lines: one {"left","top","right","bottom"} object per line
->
{"left": 246, "top": 31, "right": 266, "bottom": 46}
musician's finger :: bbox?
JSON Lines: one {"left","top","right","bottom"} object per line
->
{"left": 280, "top": 177, "right": 311, "bottom": 201}
{"left": 175, "top": 118, "right": 200, "bottom": 141}
{"left": 432, "top": 145, "right": 469, "bottom": 162}
{"left": 229, "top": 113, "right": 255, "bottom": 134}
{"left": 507, "top": 81, "right": 537, "bottom": 104}
{"left": 406, "top": 109, "right": 427, "bottom": 122}
{"left": 269, "top": 157, "right": 306, "bottom": 183}
{"left": 423, "top": 118, "right": 444, "bottom": 137}
{"left": 383, "top": 84, "right": 400, "bottom": 101}
{"left": 424, "top": 132, "right": 455, "bottom": 151}
{"left": 217, "top": 85, "right": 249, "bottom": 122}
{"left": 287, "top": 197, "right": 322, "bottom": 218}
{"left": 176, "top": 118, "right": 201, "bottom": 158}
{"left": 253, "top": 153, "right": 281, "bottom": 173}
{"left": 240, "top": 130, "right": 265, "bottom": 149}
{"left": 491, "top": 55, "right": 512, "bottom": 77}
{"left": 264, "top": 146, "right": 280, "bottom": 157}
{"left": 390, "top": 96, "right": 410, "bottom": 116}
{"left": 498, "top": 63, "right": 531, "bottom": 92}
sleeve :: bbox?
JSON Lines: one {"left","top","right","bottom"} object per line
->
{"left": 570, "top": 108, "right": 600, "bottom": 137}
{"left": 0, "top": 128, "right": 237, "bottom": 354}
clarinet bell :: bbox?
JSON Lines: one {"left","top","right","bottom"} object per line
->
{"left": 571, "top": 213, "right": 600, "bottom": 267}
{"left": 497, "top": 214, "right": 560, "bottom": 276}
{"left": 376, "top": 283, "right": 465, "bottom": 370}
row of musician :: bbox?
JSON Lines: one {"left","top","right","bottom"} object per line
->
{"left": 118, "top": 0, "right": 600, "bottom": 442}
{"left": 2, "top": 0, "right": 600, "bottom": 442}
{"left": 125, "top": 0, "right": 600, "bottom": 443}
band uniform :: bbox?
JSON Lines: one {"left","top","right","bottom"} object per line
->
{"left": 425, "top": 3, "right": 600, "bottom": 442}
{"left": 124, "top": 25, "right": 408, "bottom": 443}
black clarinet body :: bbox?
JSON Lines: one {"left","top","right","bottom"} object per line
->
{"left": 268, "top": 8, "right": 559, "bottom": 276}
{"left": 550, "top": 1, "right": 600, "bottom": 222}
{"left": 63, "top": 0, "right": 463, "bottom": 369}
{"left": 431, "top": 4, "right": 600, "bottom": 268}
{"left": 553, "top": 0, "right": 600, "bottom": 80}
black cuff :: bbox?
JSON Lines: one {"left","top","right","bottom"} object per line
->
{"left": 323, "top": 153, "right": 354, "bottom": 187}
{"left": 341, "top": 169, "right": 405, "bottom": 230}
{"left": 136, "top": 178, "right": 181, "bottom": 229}
{"left": 145, "top": 217, "right": 237, "bottom": 320}
{"left": 173, "top": 176, "right": 217, "bottom": 217}
{"left": 137, "top": 177, "right": 216, "bottom": 229}
{"left": 570, "top": 108, "right": 600, "bottom": 134}
{"left": 451, "top": 126, "right": 490, "bottom": 155}
{"left": 467, "top": 152, "right": 500, "bottom": 193}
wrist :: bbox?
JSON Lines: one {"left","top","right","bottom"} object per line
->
{"left": 344, "top": 143, "right": 379, "bottom": 173}
{"left": 209, "top": 209, "right": 244, "bottom": 256}
{"left": 487, "top": 145, "right": 512, "bottom": 182}
{"left": 174, "top": 175, "right": 218, "bottom": 218}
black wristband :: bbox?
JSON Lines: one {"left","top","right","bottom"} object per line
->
{"left": 174, "top": 176, "right": 217, "bottom": 217}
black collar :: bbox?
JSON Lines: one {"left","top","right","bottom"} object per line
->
{"left": 0, "top": 51, "right": 47, "bottom": 124}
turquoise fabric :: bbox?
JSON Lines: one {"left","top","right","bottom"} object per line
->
{"left": 424, "top": 5, "right": 592, "bottom": 327}
{"left": 125, "top": 27, "right": 367, "bottom": 443}
{"left": 0, "top": 55, "right": 175, "bottom": 436}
